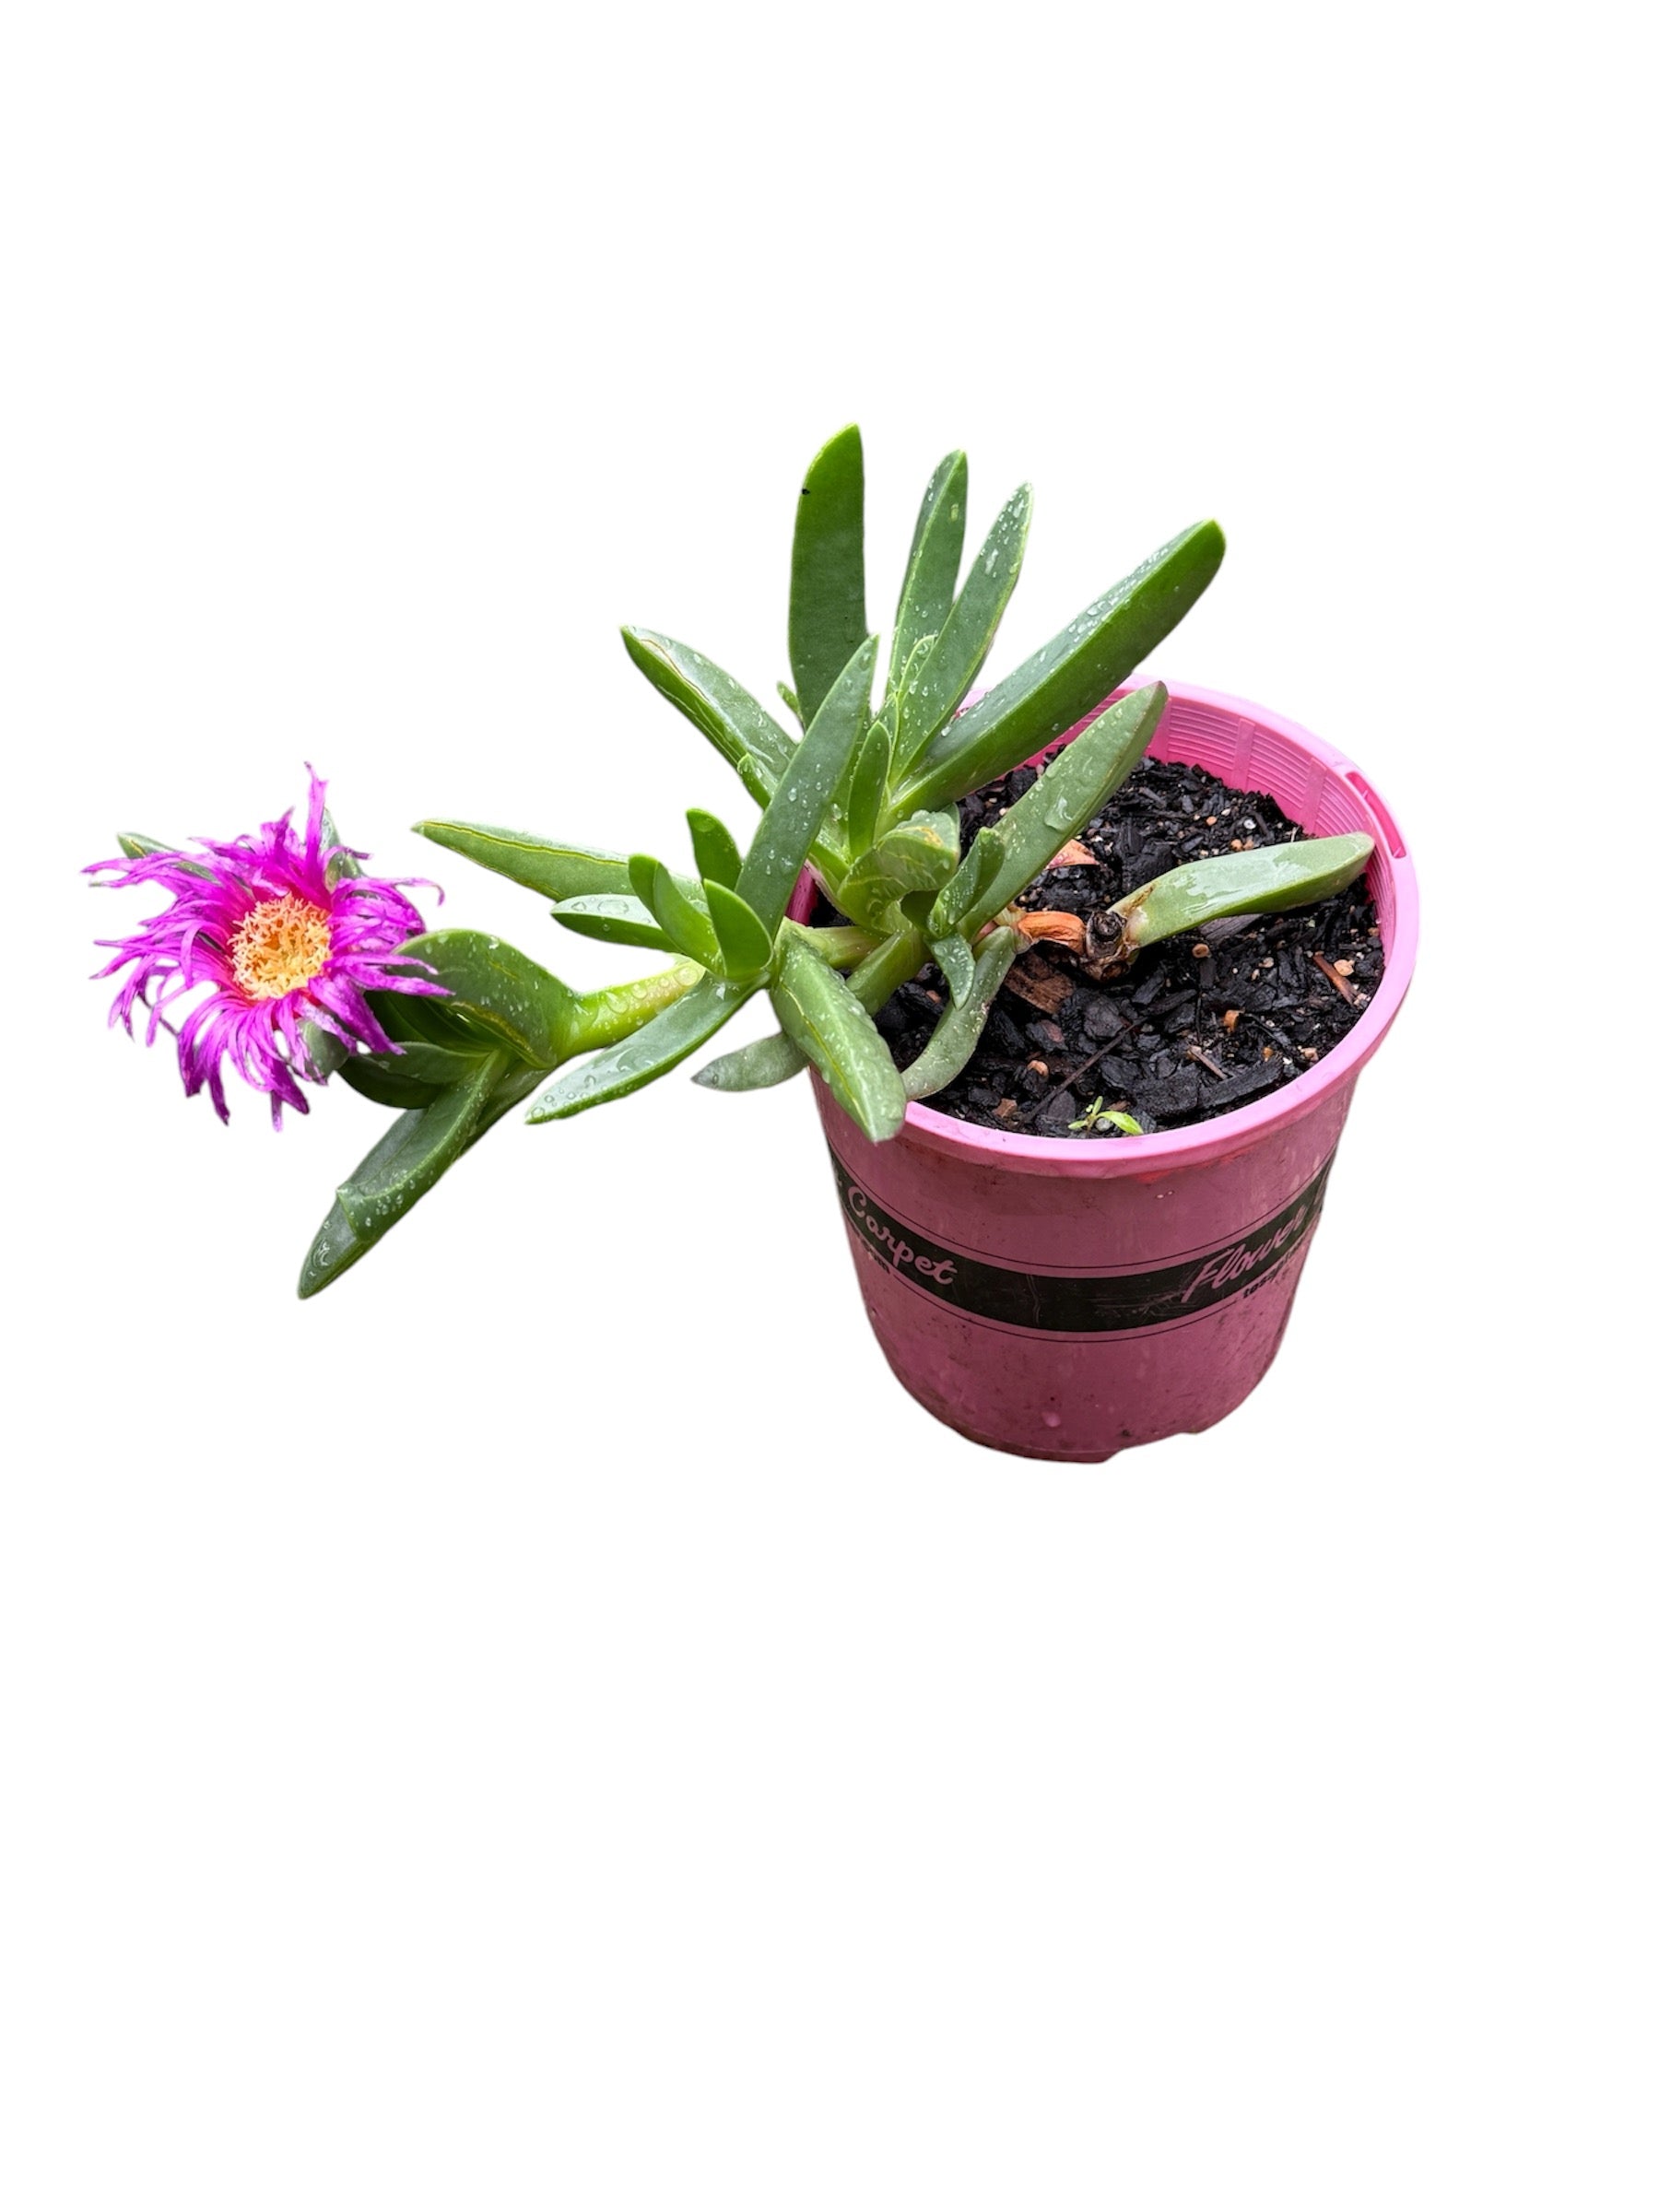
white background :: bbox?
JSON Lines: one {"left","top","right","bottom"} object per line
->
{"left": 2, "top": 5, "right": 1651, "bottom": 2206}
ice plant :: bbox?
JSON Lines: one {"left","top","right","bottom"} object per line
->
{"left": 88, "top": 426, "right": 1379, "bottom": 1302}
{"left": 88, "top": 771, "right": 444, "bottom": 1124}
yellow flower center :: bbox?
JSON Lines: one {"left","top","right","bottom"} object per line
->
{"left": 229, "top": 892, "right": 333, "bottom": 1000}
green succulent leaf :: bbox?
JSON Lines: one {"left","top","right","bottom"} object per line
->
{"left": 736, "top": 634, "right": 877, "bottom": 937}
{"left": 890, "top": 450, "right": 968, "bottom": 705}
{"left": 319, "top": 806, "right": 361, "bottom": 892}
{"left": 844, "top": 924, "right": 929, "bottom": 1014}
{"left": 933, "top": 683, "right": 1168, "bottom": 939}
{"left": 893, "top": 520, "right": 1225, "bottom": 813}
{"left": 889, "top": 632, "right": 937, "bottom": 712}
{"left": 388, "top": 930, "right": 579, "bottom": 1066}
{"left": 902, "top": 927, "right": 1021, "bottom": 1100}
{"left": 561, "top": 960, "right": 707, "bottom": 1057}
{"left": 338, "top": 1057, "right": 444, "bottom": 1111}
{"left": 1116, "top": 832, "right": 1375, "bottom": 951}
{"left": 692, "top": 1029, "right": 807, "bottom": 1092}
{"left": 620, "top": 629, "right": 797, "bottom": 797}
{"left": 548, "top": 895, "right": 677, "bottom": 952}
{"left": 335, "top": 1025, "right": 489, "bottom": 1109}
{"left": 924, "top": 835, "right": 995, "bottom": 937}
{"left": 789, "top": 424, "right": 867, "bottom": 727}
{"left": 525, "top": 973, "right": 759, "bottom": 1122}
{"left": 114, "top": 830, "right": 216, "bottom": 880}
{"left": 336, "top": 1049, "right": 502, "bottom": 1244}
{"left": 837, "top": 808, "right": 959, "bottom": 932}
{"left": 299, "top": 1055, "right": 540, "bottom": 1298}
{"left": 770, "top": 935, "right": 907, "bottom": 1144}
{"left": 629, "top": 855, "right": 721, "bottom": 967}
{"left": 846, "top": 717, "right": 893, "bottom": 857}
{"left": 928, "top": 932, "right": 976, "bottom": 1007}
{"left": 687, "top": 807, "right": 743, "bottom": 890}
{"left": 382, "top": 1037, "right": 494, "bottom": 1088}
{"left": 300, "top": 1021, "right": 351, "bottom": 1081}
{"left": 412, "top": 822, "right": 647, "bottom": 905}
{"left": 703, "top": 879, "right": 775, "bottom": 979}
{"left": 894, "top": 483, "right": 1030, "bottom": 768}
{"left": 777, "top": 680, "right": 802, "bottom": 726}
{"left": 371, "top": 988, "right": 497, "bottom": 1054}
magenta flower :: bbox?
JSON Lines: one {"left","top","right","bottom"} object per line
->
{"left": 88, "top": 771, "right": 442, "bottom": 1125}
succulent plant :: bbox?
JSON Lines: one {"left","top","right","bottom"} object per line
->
{"left": 88, "top": 427, "right": 1373, "bottom": 1299}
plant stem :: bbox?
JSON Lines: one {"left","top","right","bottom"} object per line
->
{"left": 782, "top": 922, "right": 883, "bottom": 969}
{"left": 563, "top": 960, "right": 705, "bottom": 1057}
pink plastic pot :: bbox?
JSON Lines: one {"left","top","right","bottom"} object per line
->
{"left": 802, "top": 681, "right": 1418, "bottom": 1462}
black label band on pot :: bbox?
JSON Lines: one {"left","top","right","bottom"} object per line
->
{"left": 827, "top": 1151, "right": 1334, "bottom": 1337}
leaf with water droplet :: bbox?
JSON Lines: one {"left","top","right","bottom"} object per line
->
{"left": 892, "top": 520, "right": 1224, "bottom": 813}
{"left": 771, "top": 936, "right": 906, "bottom": 1143}
{"left": 526, "top": 974, "right": 759, "bottom": 1122}
{"left": 736, "top": 636, "right": 876, "bottom": 936}
{"left": 789, "top": 425, "right": 867, "bottom": 726}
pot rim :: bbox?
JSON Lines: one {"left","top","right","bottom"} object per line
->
{"left": 872, "top": 678, "right": 1418, "bottom": 1181}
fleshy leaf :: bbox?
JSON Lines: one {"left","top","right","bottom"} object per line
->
{"left": 844, "top": 717, "right": 893, "bottom": 861}
{"left": 629, "top": 855, "right": 721, "bottom": 968}
{"left": 620, "top": 629, "right": 796, "bottom": 796}
{"left": 371, "top": 988, "right": 496, "bottom": 1054}
{"left": 1116, "top": 833, "right": 1375, "bottom": 951}
{"left": 934, "top": 684, "right": 1168, "bottom": 938}
{"left": 338, "top": 1057, "right": 444, "bottom": 1111}
{"left": 892, "top": 521, "right": 1225, "bottom": 813}
{"left": 843, "top": 924, "right": 929, "bottom": 1014}
{"left": 687, "top": 807, "right": 743, "bottom": 890}
{"left": 894, "top": 484, "right": 1030, "bottom": 767}
{"left": 390, "top": 929, "right": 578, "bottom": 1066}
{"left": 561, "top": 960, "right": 707, "bottom": 1057}
{"left": 890, "top": 450, "right": 968, "bottom": 704}
{"left": 735, "top": 634, "right": 877, "bottom": 936}
{"left": 836, "top": 809, "right": 959, "bottom": 932}
{"left": 300, "top": 1021, "right": 351, "bottom": 1081}
{"left": 770, "top": 935, "right": 907, "bottom": 1144}
{"left": 902, "top": 927, "right": 1021, "bottom": 1100}
{"left": 924, "top": 835, "right": 995, "bottom": 937}
{"left": 335, "top": 1049, "right": 501, "bottom": 1242}
{"left": 549, "top": 895, "right": 677, "bottom": 953}
{"left": 371, "top": 1036, "right": 491, "bottom": 1088}
{"left": 693, "top": 1030, "right": 807, "bottom": 1091}
{"left": 703, "top": 880, "right": 775, "bottom": 979}
{"left": 525, "top": 973, "right": 759, "bottom": 1122}
{"left": 789, "top": 425, "right": 867, "bottom": 726}
{"left": 319, "top": 806, "right": 361, "bottom": 892}
{"left": 114, "top": 830, "right": 214, "bottom": 880}
{"left": 413, "top": 822, "right": 637, "bottom": 904}
{"left": 928, "top": 932, "right": 976, "bottom": 1007}
{"left": 299, "top": 1057, "right": 540, "bottom": 1297}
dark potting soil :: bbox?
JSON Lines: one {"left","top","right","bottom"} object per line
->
{"left": 864, "top": 750, "right": 1384, "bottom": 1139}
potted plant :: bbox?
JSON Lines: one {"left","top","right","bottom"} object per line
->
{"left": 87, "top": 428, "right": 1415, "bottom": 1460}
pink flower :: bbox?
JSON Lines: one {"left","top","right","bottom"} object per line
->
{"left": 88, "top": 771, "right": 441, "bottom": 1125}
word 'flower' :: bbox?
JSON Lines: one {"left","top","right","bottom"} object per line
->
{"left": 88, "top": 771, "right": 441, "bottom": 1124}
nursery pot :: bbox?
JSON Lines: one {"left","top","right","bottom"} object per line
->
{"left": 801, "top": 681, "right": 1418, "bottom": 1463}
